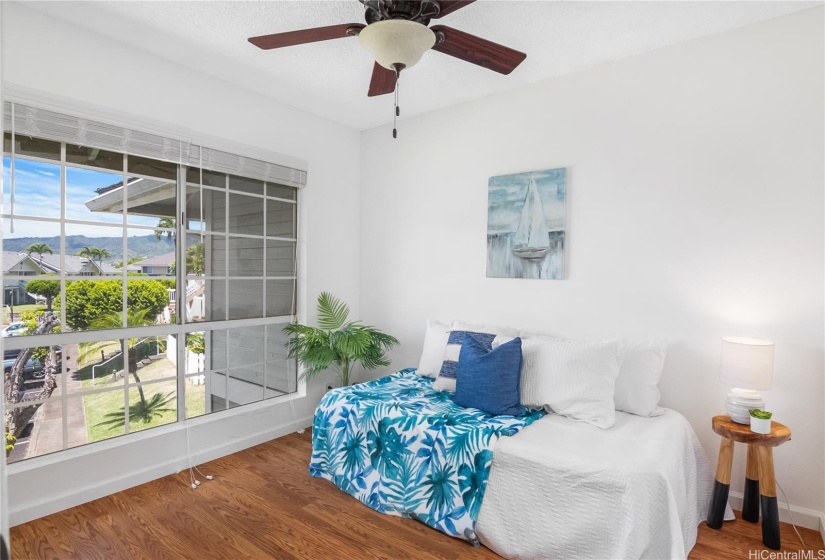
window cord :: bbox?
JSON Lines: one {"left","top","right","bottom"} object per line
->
{"left": 775, "top": 480, "right": 807, "bottom": 548}
{"left": 9, "top": 103, "right": 15, "bottom": 233}
{"left": 184, "top": 425, "right": 213, "bottom": 490}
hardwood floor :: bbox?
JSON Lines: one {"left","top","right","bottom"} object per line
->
{"left": 10, "top": 430, "right": 824, "bottom": 560}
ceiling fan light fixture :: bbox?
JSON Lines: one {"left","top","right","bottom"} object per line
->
{"left": 359, "top": 20, "right": 436, "bottom": 71}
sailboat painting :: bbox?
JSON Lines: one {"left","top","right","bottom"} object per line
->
{"left": 487, "top": 168, "right": 566, "bottom": 279}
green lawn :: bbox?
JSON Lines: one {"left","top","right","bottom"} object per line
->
{"left": 185, "top": 378, "right": 206, "bottom": 420}
{"left": 7, "top": 304, "right": 46, "bottom": 319}
{"left": 77, "top": 339, "right": 166, "bottom": 389}
{"left": 81, "top": 353, "right": 206, "bottom": 442}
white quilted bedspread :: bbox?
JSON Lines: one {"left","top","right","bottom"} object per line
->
{"left": 476, "top": 410, "right": 731, "bottom": 560}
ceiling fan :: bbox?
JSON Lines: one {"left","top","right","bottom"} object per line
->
{"left": 248, "top": 0, "right": 527, "bottom": 98}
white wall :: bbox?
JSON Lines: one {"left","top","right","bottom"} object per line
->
{"left": 360, "top": 7, "right": 825, "bottom": 523}
{"left": 2, "top": 3, "right": 360, "bottom": 524}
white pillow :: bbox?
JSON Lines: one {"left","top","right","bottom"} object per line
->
{"left": 416, "top": 320, "right": 451, "bottom": 378}
{"left": 520, "top": 338, "right": 624, "bottom": 429}
{"left": 614, "top": 340, "right": 667, "bottom": 417}
{"left": 518, "top": 329, "right": 556, "bottom": 339}
{"left": 434, "top": 321, "right": 519, "bottom": 392}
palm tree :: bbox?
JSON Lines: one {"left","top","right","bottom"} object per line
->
{"left": 154, "top": 217, "right": 175, "bottom": 241}
{"left": 78, "top": 246, "right": 95, "bottom": 260}
{"left": 78, "top": 246, "right": 111, "bottom": 271}
{"left": 26, "top": 242, "right": 53, "bottom": 271}
{"left": 79, "top": 246, "right": 99, "bottom": 264}
{"left": 186, "top": 243, "right": 205, "bottom": 275}
{"left": 94, "top": 248, "right": 110, "bottom": 266}
{"left": 81, "top": 308, "right": 158, "bottom": 409}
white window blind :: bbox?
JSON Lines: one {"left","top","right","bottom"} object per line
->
{"left": 3, "top": 101, "right": 307, "bottom": 187}
{"left": 189, "top": 145, "right": 306, "bottom": 189}
{"left": 3, "top": 101, "right": 189, "bottom": 164}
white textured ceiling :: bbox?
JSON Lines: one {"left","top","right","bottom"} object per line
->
{"left": 20, "top": 1, "right": 821, "bottom": 130}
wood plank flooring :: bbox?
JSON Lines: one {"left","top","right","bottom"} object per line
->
{"left": 10, "top": 430, "right": 825, "bottom": 559}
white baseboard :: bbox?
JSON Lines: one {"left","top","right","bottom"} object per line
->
{"left": 728, "top": 491, "right": 825, "bottom": 532}
{"left": 9, "top": 415, "right": 313, "bottom": 526}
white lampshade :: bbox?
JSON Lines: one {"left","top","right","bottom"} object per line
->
{"left": 719, "top": 336, "right": 775, "bottom": 390}
{"left": 359, "top": 20, "right": 435, "bottom": 71}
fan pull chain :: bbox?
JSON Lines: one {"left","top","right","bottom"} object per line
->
{"left": 393, "top": 70, "right": 400, "bottom": 139}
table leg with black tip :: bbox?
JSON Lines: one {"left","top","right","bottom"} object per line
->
{"left": 756, "top": 445, "right": 781, "bottom": 550}
{"left": 742, "top": 444, "right": 760, "bottom": 523}
{"left": 708, "top": 437, "right": 734, "bottom": 529}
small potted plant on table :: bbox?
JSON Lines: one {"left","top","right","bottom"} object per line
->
{"left": 749, "top": 409, "right": 773, "bottom": 434}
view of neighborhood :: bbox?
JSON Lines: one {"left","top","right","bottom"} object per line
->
{"left": 2, "top": 148, "right": 210, "bottom": 463}
{"left": 3, "top": 132, "right": 299, "bottom": 464}
{"left": 3, "top": 238, "right": 208, "bottom": 463}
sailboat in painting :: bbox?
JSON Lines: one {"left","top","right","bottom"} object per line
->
{"left": 513, "top": 176, "right": 550, "bottom": 260}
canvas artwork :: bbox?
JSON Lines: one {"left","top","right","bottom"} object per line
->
{"left": 487, "top": 167, "right": 566, "bottom": 280}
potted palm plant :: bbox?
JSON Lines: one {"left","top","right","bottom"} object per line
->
{"left": 283, "top": 292, "right": 399, "bottom": 387}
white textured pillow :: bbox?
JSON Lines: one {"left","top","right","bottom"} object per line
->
{"left": 416, "top": 320, "right": 451, "bottom": 378}
{"left": 520, "top": 338, "right": 624, "bottom": 429}
{"left": 614, "top": 340, "right": 667, "bottom": 417}
{"left": 434, "top": 321, "right": 519, "bottom": 392}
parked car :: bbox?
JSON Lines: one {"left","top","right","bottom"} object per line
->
{"left": 3, "top": 356, "right": 42, "bottom": 377}
{"left": 2, "top": 322, "right": 28, "bottom": 337}
{"left": 3, "top": 348, "right": 62, "bottom": 380}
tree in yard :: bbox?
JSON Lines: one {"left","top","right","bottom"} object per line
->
{"left": 78, "top": 246, "right": 95, "bottom": 260}
{"left": 64, "top": 279, "right": 168, "bottom": 331}
{"left": 186, "top": 332, "right": 205, "bottom": 373}
{"left": 186, "top": 243, "right": 205, "bottom": 275}
{"left": 95, "top": 248, "right": 111, "bottom": 265}
{"left": 26, "top": 242, "right": 53, "bottom": 270}
{"left": 186, "top": 332, "right": 205, "bottom": 356}
{"left": 3, "top": 312, "right": 60, "bottom": 439}
{"left": 86, "top": 308, "right": 154, "bottom": 405}
{"left": 169, "top": 243, "right": 205, "bottom": 276}
{"left": 154, "top": 217, "right": 175, "bottom": 241}
{"left": 78, "top": 247, "right": 111, "bottom": 269}
{"left": 18, "top": 312, "right": 61, "bottom": 371}
{"left": 5, "top": 430, "right": 15, "bottom": 456}
{"left": 81, "top": 308, "right": 173, "bottom": 426}
{"left": 25, "top": 278, "right": 60, "bottom": 310}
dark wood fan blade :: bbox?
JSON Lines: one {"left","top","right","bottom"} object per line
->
{"left": 430, "top": 25, "right": 526, "bottom": 74}
{"left": 368, "top": 62, "right": 397, "bottom": 97}
{"left": 434, "top": 0, "right": 476, "bottom": 18}
{"left": 249, "top": 23, "right": 365, "bottom": 50}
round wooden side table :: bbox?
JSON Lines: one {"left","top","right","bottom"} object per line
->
{"left": 706, "top": 414, "right": 791, "bottom": 550}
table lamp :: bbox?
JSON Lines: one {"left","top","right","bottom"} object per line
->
{"left": 719, "top": 337, "right": 774, "bottom": 424}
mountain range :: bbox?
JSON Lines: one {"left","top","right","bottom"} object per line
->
{"left": 3, "top": 235, "right": 175, "bottom": 264}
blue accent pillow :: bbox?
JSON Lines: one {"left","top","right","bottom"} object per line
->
{"left": 452, "top": 334, "right": 523, "bottom": 416}
{"left": 438, "top": 330, "right": 498, "bottom": 380}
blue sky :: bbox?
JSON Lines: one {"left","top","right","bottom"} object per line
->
{"left": 487, "top": 168, "right": 567, "bottom": 235}
{"left": 2, "top": 157, "right": 161, "bottom": 239}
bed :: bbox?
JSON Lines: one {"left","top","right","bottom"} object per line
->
{"left": 476, "top": 409, "right": 731, "bottom": 559}
{"left": 310, "top": 369, "right": 727, "bottom": 559}
{"left": 310, "top": 368, "right": 544, "bottom": 539}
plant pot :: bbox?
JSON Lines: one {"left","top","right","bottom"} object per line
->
{"left": 750, "top": 416, "right": 772, "bottom": 434}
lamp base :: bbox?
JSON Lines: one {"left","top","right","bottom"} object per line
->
{"left": 725, "top": 388, "right": 765, "bottom": 424}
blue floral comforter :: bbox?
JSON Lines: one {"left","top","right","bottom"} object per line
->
{"left": 309, "top": 368, "right": 544, "bottom": 539}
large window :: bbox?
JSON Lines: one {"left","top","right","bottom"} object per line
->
{"left": 2, "top": 102, "right": 303, "bottom": 463}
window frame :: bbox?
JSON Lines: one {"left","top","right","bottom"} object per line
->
{"left": 2, "top": 113, "right": 303, "bottom": 465}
